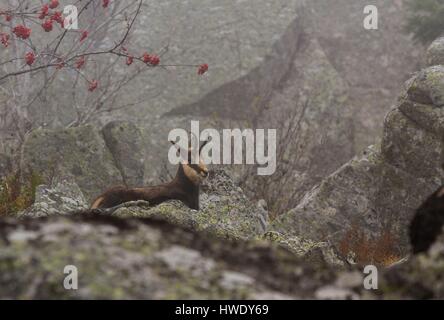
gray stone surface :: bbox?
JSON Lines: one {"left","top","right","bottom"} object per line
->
{"left": 0, "top": 213, "right": 442, "bottom": 299}
{"left": 20, "top": 125, "right": 122, "bottom": 202}
{"left": 426, "top": 37, "right": 444, "bottom": 66}
{"left": 308, "top": 0, "right": 425, "bottom": 150}
{"left": 102, "top": 121, "right": 145, "bottom": 187}
{"left": 19, "top": 177, "right": 88, "bottom": 218}
{"left": 271, "top": 62, "right": 444, "bottom": 250}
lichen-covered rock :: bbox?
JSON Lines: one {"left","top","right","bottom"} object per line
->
{"left": 20, "top": 125, "right": 122, "bottom": 202}
{"left": 102, "top": 121, "right": 145, "bottom": 187}
{"left": 426, "top": 37, "right": 444, "bottom": 66}
{"left": 0, "top": 214, "right": 442, "bottom": 299}
{"left": 272, "top": 62, "right": 444, "bottom": 250}
{"left": 19, "top": 177, "right": 87, "bottom": 218}
{"left": 0, "top": 215, "right": 335, "bottom": 299}
{"left": 270, "top": 145, "right": 434, "bottom": 248}
{"left": 110, "top": 169, "right": 268, "bottom": 240}
{"left": 406, "top": 66, "right": 444, "bottom": 107}
{"left": 381, "top": 108, "right": 444, "bottom": 182}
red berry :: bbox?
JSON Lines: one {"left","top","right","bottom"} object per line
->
{"left": 49, "top": 0, "right": 59, "bottom": 9}
{"left": 198, "top": 63, "right": 209, "bottom": 75}
{"left": 149, "top": 55, "right": 160, "bottom": 66}
{"left": 25, "top": 52, "right": 35, "bottom": 66}
{"left": 75, "top": 56, "right": 86, "bottom": 69}
{"left": 42, "top": 19, "right": 53, "bottom": 32}
{"left": 88, "top": 80, "right": 98, "bottom": 92}
{"left": 0, "top": 33, "right": 10, "bottom": 47}
{"left": 5, "top": 14, "right": 12, "bottom": 22}
{"left": 12, "top": 25, "right": 31, "bottom": 39}
{"left": 142, "top": 53, "right": 151, "bottom": 64}
{"left": 39, "top": 4, "right": 49, "bottom": 19}
{"left": 79, "top": 30, "right": 88, "bottom": 42}
{"left": 51, "top": 11, "right": 63, "bottom": 25}
{"left": 126, "top": 56, "right": 134, "bottom": 66}
{"left": 102, "top": 0, "right": 110, "bottom": 8}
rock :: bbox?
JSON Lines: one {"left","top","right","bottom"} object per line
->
{"left": 0, "top": 215, "right": 334, "bottom": 299}
{"left": 381, "top": 108, "right": 444, "bottom": 182}
{"left": 406, "top": 66, "right": 444, "bottom": 107}
{"left": 271, "top": 61, "right": 444, "bottom": 250}
{"left": 271, "top": 145, "right": 436, "bottom": 249}
{"left": 0, "top": 153, "right": 11, "bottom": 178}
{"left": 102, "top": 121, "right": 145, "bottom": 187}
{"left": 110, "top": 169, "right": 267, "bottom": 240}
{"left": 308, "top": 0, "right": 425, "bottom": 150}
{"left": 19, "top": 177, "right": 88, "bottom": 218}
{"left": 426, "top": 37, "right": 444, "bottom": 66}
{"left": 0, "top": 213, "right": 443, "bottom": 299}
{"left": 20, "top": 125, "right": 123, "bottom": 202}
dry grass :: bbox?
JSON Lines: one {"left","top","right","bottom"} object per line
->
{"left": 338, "top": 223, "right": 402, "bottom": 267}
{"left": 0, "top": 170, "right": 42, "bottom": 216}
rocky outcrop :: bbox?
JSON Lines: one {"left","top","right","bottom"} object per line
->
{"left": 426, "top": 37, "right": 444, "bottom": 66}
{"left": 271, "top": 40, "right": 444, "bottom": 250}
{"left": 20, "top": 125, "right": 122, "bottom": 202}
{"left": 101, "top": 121, "right": 145, "bottom": 187}
{"left": 308, "top": 0, "right": 425, "bottom": 150}
{"left": 0, "top": 213, "right": 442, "bottom": 299}
{"left": 19, "top": 177, "right": 88, "bottom": 218}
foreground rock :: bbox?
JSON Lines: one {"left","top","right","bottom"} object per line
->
{"left": 0, "top": 214, "right": 442, "bottom": 299}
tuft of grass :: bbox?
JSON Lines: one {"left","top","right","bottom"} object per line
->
{"left": 338, "top": 223, "right": 402, "bottom": 267}
{"left": 0, "top": 170, "right": 43, "bottom": 216}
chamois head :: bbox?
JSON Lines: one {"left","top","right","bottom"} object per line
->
{"left": 170, "top": 136, "right": 210, "bottom": 186}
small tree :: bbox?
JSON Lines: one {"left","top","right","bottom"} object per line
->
{"left": 405, "top": 0, "right": 444, "bottom": 44}
{"left": 0, "top": 0, "right": 208, "bottom": 152}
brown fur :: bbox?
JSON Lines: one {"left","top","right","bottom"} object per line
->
{"left": 91, "top": 140, "right": 209, "bottom": 211}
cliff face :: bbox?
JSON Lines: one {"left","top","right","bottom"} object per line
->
{"left": 308, "top": 0, "right": 425, "bottom": 150}
{"left": 271, "top": 37, "right": 444, "bottom": 251}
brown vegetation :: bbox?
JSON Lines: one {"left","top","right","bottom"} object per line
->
{"left": 0, "top": 170, "right": 42, "bottom": 216}
{"left": 338, "top": 223, "right": 402, "bottom": 267}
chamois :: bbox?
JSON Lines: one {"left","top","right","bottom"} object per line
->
{"left": 91, "top": 137, "right": 210, "bottom": 211}
{"left": 410, "top": 185, "right": 444, "bottom": 254}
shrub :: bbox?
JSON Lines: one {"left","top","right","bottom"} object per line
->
{"left": 338, "top": 223, "right": 402, "bottom": 267}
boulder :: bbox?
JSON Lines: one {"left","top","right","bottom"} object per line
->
{"left": 102, "top": 121, "right": 145, "bottom": 187}
{"left": 19, "top": 176, "right": 88, "bottom": 218}
{"left": 426, "top": 37, "right": 444, "bottom": 66}
{"left": 20, "top": 125, "right": 122, "bottom": 202}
